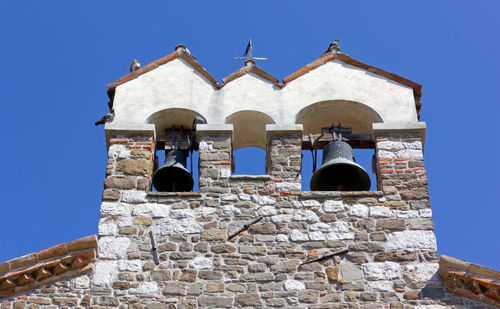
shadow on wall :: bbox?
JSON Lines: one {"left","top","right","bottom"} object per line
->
{"left": 295, "top": 100, "right": 383, "bottom": 135}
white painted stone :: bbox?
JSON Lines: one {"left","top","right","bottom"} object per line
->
{"left": 290, "top": 200, "right": 303, "bottom": 209}
{"left": 101, "top": 202, "right": 130, "bottom": 216}
{"left": 331, "top": 222, "right": 352, "bottom": 233}
{"left": 132, "top": 203, "right": 169, "bottom": 217}
{"left": 413, "top": 306, "right": 448, "bottom": 309}
{"left": 238, "top": 194, "right": 251, "bottom": 201}
{"left": 369, "top": 206, "right": 395, "bottom": 218}
{"left": 195, "top": 207, "right": 217, "bottom": 217}
{"left": 386, "top": 231, "right": 437, "bottom": 251}
{"left": 308, "top": 231, "right": 326, "bottom": 241}
{"left": 367, "top": 281, "right": 393, "bottom": 291}
{"left": 301, "top": 200, "right": 321, "bottom": 207}
{"left": 92, "top": 261, "right": 118, "bottom": 287}
{"left": 169, "top": 219, "right": 202, "bottom": 234}
{"left": 377, "top": 141, "right": 405, "bottom": 150}
{"left": 378, "top": 150, "right": 396, "bottom": 159}
{"left": 395, "top": 149, "right": 423, "bottom": 159}
{"left": 326, "top": 232, "right": 355, "bottom": 241}
{"left": 198, "top": 141, "right": 212, "bottom": 150}
{"left": 396, "top": 210, "right": 419, "bottom": 218}
{"left": 219, "top": 168, "right": 231, "bottom": 178}
{"left": 271, "top": 214, "right": 293, "bottom": 223}
{"left": 118, "top": 260, "right": 142, "bottom": 272}
{"left": 98, "top": 219, "right": 118, "bottom": 236}
{"left": 221, "top": 205, "right": 242, "bottom": 216}
{"left": 302, "top": 210, "right": 319, "bottom": 223}
{"left": 170, "top": 209, "right": 195, "bottom": 219}
{"left": 405, "top": 141, "right": 422, "bottom": 150}
{"left": 323, "top": 200, "right": 345, "bottom": 213}
{"left": 221, "top": 194, "right": 238, "bottom": 201}
{"left": 290, "top": 230, "right": 309, "bottom": 241}
{"left": 363, "top": 262, "right": 401, "bottom": 280}
{"left": 275, "top": 182, "right": 301, "bottom": 192}
{"left": 189, "top": 257, "right": 213, "bottom": 270}
{"left": 121, "top": 190, "right": 147, "bottom": 203}
{"left": 74, "top": 275, "right": 90, "bottom": 289}
{"left": 99, "top": 237, "right": 130, "bottom": 259}
{"left": 348, "top": 204, "right": 368, "bottom": 217}
{"left": 310, "top": 223, "right": 332, "bottom": 232}
{"left": 402, "top": 263, "right": 439, "bottom": 288}
{"left": 108, "top": 144, "right": 131, "bottom": 159}
{"left": 256, "top": 195, "right": 276, "bottom": 206}
{"left": 283, "top": 279, "right": 305, "bottom": 291}
{"left": 116, "top": 216, "right": 133, "bottom": 227}
{"left": 276, "top": 234, "right": 288, "bottom": 242}
{"left": 130, "top": 281, "right": 158, "bottom": 294}
{"left": 419, "top": 209, "right": 433, "bottom": 218}
{"left": 258, "top": 206, "right": 278, "bottom": 216}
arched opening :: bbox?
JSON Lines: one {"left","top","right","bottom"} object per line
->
{"left": 295, "top": 100, "right": 383, "bottom": 135}
{"left": 297, "top": 100, "right": 382, "bottom": 191}
{"left": 226, "top": 110, "right": 275, "bottom": 176}
{"left": 225, "top": 110, "right": 275, "bottom": 150}
{"left": 146, "top": 108, "right": 205, "bottom": 192}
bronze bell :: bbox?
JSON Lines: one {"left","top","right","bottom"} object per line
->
{"left": 310, "top": 139, "right": 370, "bottom": 191}
{"left": 152, "top": 149, "right": 194, "bottom": 192}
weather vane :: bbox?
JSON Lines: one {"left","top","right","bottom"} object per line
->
{"left": 233, "top": 39, "right": 268, "bottom": 63}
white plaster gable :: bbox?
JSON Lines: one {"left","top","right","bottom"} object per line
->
{"left": 110, "top": 51, "right": 421, "bottom": 148}
{"left": 113, "top": 58, "right": 214, "bottom": 125}
{"left": 282, "top": 60, "right": 418, "bottom": 125}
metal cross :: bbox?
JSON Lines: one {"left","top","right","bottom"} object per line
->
{"left": 233, "top": 39, "right": 268, "bottom": 63}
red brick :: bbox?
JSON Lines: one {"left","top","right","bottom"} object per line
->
{"left": 380, "top": 169, "right": 394, "bottom": 174}
{"left": 110, "top": 138, "right": 129, "bottom": 144}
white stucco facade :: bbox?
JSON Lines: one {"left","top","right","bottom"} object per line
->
{"left": 108, "top": 50, "right": 421, "bottom": 149}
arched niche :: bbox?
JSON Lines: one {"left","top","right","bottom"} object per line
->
{"left": 295, "top": 100, "right": 383, "bottom": 135}
{"left": 225, "top": 110, "right": 275, "bottom": 150}
{"left": 146, "top": 108, "right": 206, "bottom": 135}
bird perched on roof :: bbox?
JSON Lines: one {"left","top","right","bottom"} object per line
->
{"left": 95, "top": 110, "right": 115, "bottom": 126}
{"left": 192, "top": 116, "right": 207, "bottom": 132}
{"left": 324, "top": 39, "right": 340, "bottom": 54}
{"left": 130, "top": 59, "right": 140, "bottom": 72}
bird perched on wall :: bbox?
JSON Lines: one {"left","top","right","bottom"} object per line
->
{"left": 192, "top": 116, "right": 207, "bottom": 132}
{"left": 324, "top": 39, "right": 340, "bottom": 54}
{"left": 94, "top": 110, "right": 115, "bottom": 126}
{"left": 130, "top": 59, "right": 140, "bottom": 72}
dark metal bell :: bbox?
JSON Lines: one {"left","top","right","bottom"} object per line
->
{"left": 152, "top": 150, "right": 194, "bottom": 192}
{"left": 310, "top": 140, "right": 371, "bottom": 191}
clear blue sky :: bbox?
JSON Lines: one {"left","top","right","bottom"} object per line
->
{"left": 1, "top": 1, "right": 499, "bottom": 270}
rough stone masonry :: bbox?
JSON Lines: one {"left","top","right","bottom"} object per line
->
{"left": 1, "top": 130, "right": 496, "bottom": 309}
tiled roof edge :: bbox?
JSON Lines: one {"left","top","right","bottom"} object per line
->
{"left": 0, "top": 235, "right": 97, "bottom": 298}
{"left": 439, "top": 255, "right": 500, "bottom": 305}
{"left": 107, "top": 51, "right": 180, "bottom": 91}
{"left": 105, "top": 46, "right": 423, "bottom": 117}
{"left": 221, "top": 63, "right": 279, "bottom": 86}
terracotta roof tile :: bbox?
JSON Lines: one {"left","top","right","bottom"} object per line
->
{"left": 439, "top": 255, "right": 500, "bottom": 306}
{"left": 0, "top": 235, "right": 97, "bottom": 298}
{"left": 221, "top": 61, "right": 279, "bottom": 86}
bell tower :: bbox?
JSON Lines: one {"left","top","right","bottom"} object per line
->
{"left": 2, "top": 43, "right": 499, "bottom": 308}
{"left": 91, "top": 44, "right": 491, "bottom": 308}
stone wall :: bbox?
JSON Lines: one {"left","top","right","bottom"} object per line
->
{"left": 1, "top": 131, "right": 496, "bottom": 308}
